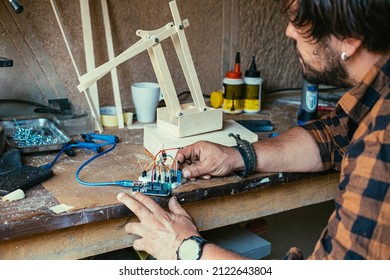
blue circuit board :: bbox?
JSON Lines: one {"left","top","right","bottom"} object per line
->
{"left": 132, "top": 170, "right": 182, "bottom": 196}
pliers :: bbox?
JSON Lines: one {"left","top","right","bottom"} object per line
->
{"left": 63, "top": 140, "right": 103, "bottom": 157}
{"left": 64, "top": 133, "right": 119, "bottom": 157}
{"left": 81, "top": 133, "right": 119, "bottom": 144}
{"left": 41, "top": 133, "right": 119, "bottom": 169}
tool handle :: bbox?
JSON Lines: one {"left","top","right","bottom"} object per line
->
{"left": 71, "top": 141, "right": 102, "bottom": 153}
{"left": 82, "top": 133, "right": 119, "bottom": 144}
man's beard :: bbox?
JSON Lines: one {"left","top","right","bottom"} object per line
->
{"left": 296, "top": 42, "right": 351, "bottom": 87}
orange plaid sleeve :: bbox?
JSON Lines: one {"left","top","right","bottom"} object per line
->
{"left": 301, "top": 55, "right": 390, "bottom": 259}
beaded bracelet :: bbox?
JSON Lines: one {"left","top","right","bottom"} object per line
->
{"left": 229, "top": 133, "right": 257, "bottom": 177}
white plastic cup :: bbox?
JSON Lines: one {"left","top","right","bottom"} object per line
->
{"left": 131, "top": 82, "right": 161, "bottom": 123}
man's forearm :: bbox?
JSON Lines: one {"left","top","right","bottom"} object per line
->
{"left": 253, "top": 126, "right": 324, "bottom": 173}
{"left": 200, "top": 243, "right": 251, "bottom": 260}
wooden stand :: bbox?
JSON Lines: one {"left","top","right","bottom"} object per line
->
{"left": 144, "top": 120, "right": 258, "bottom": 156}
{"left": 76, "top": 0, "right": 256, "bottom": 153}
{"left": 77, "top": 0, "right": 223, "bottom": 138}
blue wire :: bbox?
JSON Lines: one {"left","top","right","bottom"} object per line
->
{"left": 75, "top": 143, "right": 134, "bottom": 188}
{"left": 40, "top": 145, "right": 70, "bottom": 170}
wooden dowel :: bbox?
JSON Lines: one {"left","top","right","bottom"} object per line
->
{"left": 101, "top": 0, "right": 124, "bottom": 128}
{"left": 50, "top": 0, "right": 103, "bottom": 132}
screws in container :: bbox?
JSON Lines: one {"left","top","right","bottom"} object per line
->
{"left": 12, "top": 125, "right": 59, "bottom": 147}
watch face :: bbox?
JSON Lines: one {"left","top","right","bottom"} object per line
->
{"left": 178, "top": 238, "right": 200, "bottom": 260}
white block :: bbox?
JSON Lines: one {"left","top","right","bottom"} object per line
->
{"left": 157, "top": 105, "right": 223, "bottom": 138}
{"left": 143, "top": 119, "right": 258, "bottom": 156}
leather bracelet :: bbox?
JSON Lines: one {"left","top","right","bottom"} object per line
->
{"left": 229, "top": 133, "right": 257, "bottom": 177}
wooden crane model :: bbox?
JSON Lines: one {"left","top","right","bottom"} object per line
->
{"left": 77, "top": 0, "right": 223, "bottom": 138}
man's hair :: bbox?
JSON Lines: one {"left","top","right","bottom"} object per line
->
{"left": 282, "top": 0, "right": 390, "bottom": 52}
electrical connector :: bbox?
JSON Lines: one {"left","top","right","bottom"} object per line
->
{"left": 116, "top": 180, "right": 134, "bottom": 187}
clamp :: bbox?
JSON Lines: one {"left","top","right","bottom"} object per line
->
{"left": 81, "top": 133, "right": 119, "bottom": 144}
{"left": 64, "top": 133, "right": 119, "bottom": 157}
{"left": 63, "top": 140, "right": 103, "bottom": 157}
{"left": 41, "top": 133, "right": 119, "bottom": 169}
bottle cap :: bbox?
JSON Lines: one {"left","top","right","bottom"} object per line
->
{"left": 210, "top": 91, "right": 223, "bottom": 108}
{"left": 307, "top": 85, "right": 318, "bottom": 91}
{"left": 226, "top": 51, "right": 242, "bottom": 79}
{"left": 226, "top": 70, "right": 242, "bottom": 79}
{"left": 245, "top": 56, "right": 260, "bottom": 78}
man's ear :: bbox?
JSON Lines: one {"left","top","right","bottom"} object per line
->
{"left": 340, "top": 37, "right": 363, "bottom": 58}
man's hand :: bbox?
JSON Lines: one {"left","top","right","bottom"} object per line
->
{"left": 176, "top": 141, "right": 244, "bottom": 180}
{"left": 117, "top": 192, "right": 200, "bottom": 260}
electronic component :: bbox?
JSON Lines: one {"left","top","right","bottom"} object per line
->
{"left": 41, "top": 134, "right": 183, "bottom": 197}
{"left": 131, "top": 148, "right": 183, "bottom": 196}
{"left": 132, "top": 181, "right": 173, "bottom": 197}
{"left": 131, "top": 169, "right": 183, "bottom": 196}
{"left": 138, "top": 169, "right": 182, "bottom": 188}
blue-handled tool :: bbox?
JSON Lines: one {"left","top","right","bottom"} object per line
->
{"left": 81, "top": 133, "right": 119, "bottom": 144}
{"left": 63, "top": 140, "right": 103, "bottom": 157}
{"left": 63, "top": 133, "right": 119, "bottom": 157}
{"left": 41, "top": 133, "right": 118, "bottom": 169}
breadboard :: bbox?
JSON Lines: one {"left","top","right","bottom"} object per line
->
{"left": 144, "top": 120, "right": 258, "bottom": 156}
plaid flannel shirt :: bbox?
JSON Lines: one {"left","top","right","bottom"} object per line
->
{"left": 302, "top": 54, "right": 390, "bottom": 259}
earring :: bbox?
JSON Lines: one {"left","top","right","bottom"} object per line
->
{"left": 341, "top": 52, "right": 349, "bottom": 61}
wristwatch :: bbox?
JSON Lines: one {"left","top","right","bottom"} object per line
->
{"left": 176, "top": 236, "right": 209, "bottom": 260}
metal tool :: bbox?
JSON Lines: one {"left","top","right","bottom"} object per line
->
{"left": 81, "top": 133, "right": 118, "bottom": 144}
{"left": 63, "top": 133, "right": 118, "bottom": 156}
{"left": 41, "top": 133, "right": 118, "bottom": 169}
{"left": 63, "top": 140, "right": 103, "bottom": 157}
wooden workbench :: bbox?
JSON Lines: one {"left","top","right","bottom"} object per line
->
{"left": 0, "top": 98, "right": 340, "bottom": 259}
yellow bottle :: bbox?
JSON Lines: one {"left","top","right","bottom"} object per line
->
{"left": 222, "top": 52, "right": 244, "bottom": 114}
